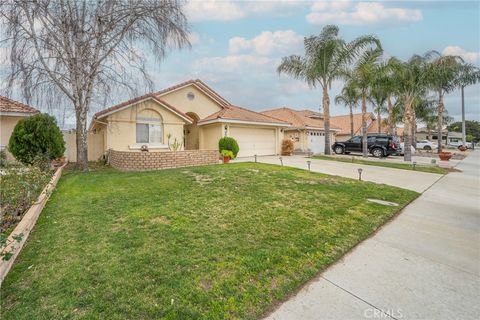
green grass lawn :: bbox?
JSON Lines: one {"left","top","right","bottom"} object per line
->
{"left": 312, "top": 155, "right": 448, "bottom": 174}
{"left": 1, "top": 163, "right": 418, "bottom": 319}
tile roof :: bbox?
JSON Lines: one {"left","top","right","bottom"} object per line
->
{"left": 93, "top": 93, "right": 192, "bottom": 123}
{"left": 260, "top": 107, "right": 338, "bottom": 130}
{"left": 330, "top": 112, "right": 375, "bottom": 136}
{"left": 198, "top": 105, "right": 290, "bottom": 125}
{"left": 0, "top": 96, "right": 39, "bottom": 114}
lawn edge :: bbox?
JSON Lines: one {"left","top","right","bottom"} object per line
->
{"left": 0, "top": 164, "right": 65, "bottom": 284}
{"left": 260, "top": 190, "right": 421, "bottom": 319}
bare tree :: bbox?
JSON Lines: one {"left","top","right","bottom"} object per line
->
{"left": 0, "top": 0, "right": 190, "bottom": 170}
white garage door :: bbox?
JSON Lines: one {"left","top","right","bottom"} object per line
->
{"left": 308, "top": 131, "right": 325, "bottom": 154}
{"left": 229, "top": 126, "right": 276, "bottom": 157}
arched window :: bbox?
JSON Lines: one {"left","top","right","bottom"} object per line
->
{"left": 136, "top": 109, "right": 163, "bottom": 144}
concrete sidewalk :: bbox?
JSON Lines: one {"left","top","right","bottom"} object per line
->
{"left": 235, "top": 155, "right": 442, "bottom": 192}
{"left": 265, "top": 151, "right": 480, "bottom": 320}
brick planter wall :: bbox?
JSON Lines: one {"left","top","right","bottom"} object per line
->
{"left": 109, "top": 149, "right": 219, "bottom": 171}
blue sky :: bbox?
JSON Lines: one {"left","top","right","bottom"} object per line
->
{"left": 148, "top": 0, "right": 479, "bottom": 123}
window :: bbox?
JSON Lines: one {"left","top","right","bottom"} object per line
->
{"left": 136, "top": 123, "right": 162, "bottom": 143}
{"left": 350, "top": 136, "right": 361, "bottom": 143}
{"left": 367, "top": 136, "right": 376, "bottom": 143}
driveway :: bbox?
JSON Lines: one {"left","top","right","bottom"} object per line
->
{"left": 264, "top": 150, "right": 480, "bottom": 320}
{"left": 235, "top": 155, "right": 443, "bottom": 192}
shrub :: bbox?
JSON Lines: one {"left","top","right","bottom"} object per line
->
{"left": 8, "top": 113, "right": 65, "bottom": 165}
{"left": 281, "top": 139, "right": 294, "bottom": 156}
{"left": 219, "top": 137, "right": 239, "bottom": 159}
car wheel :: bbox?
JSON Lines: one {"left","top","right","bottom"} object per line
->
{"left": 334, "top": 146, "right": 344, "bottom": 154}
{"left": 371, "top": 148, "right": 384, "bottom": 158}
{"left": 423, "top": 146, "right": 432, "bottom": 150}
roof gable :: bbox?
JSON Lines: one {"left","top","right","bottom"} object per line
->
{"left": 92, "top": 94, "right": 192, "bottom": 124}
{"left": 261, "top": 107, "right": 338, "bottom": 130}
{"left": 154, "top": 79, "right": 230, "bottom": 108}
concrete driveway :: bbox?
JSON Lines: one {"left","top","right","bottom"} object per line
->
{"left": 234, "top": 155, "right": 443, "bottom": 192}
{"left": 264, "top": 151, "right": 480, "bottom": 320}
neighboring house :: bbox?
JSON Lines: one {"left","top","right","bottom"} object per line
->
{"left": 0, "top": 96, "right": 39, "bottom": 160}
{"left": 260, "top": 107, "right": 340, "bottom": 154}
{"left": 71, "top": 79, "right": 291, "bottom": 161}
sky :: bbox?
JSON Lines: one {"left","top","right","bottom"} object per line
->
{"left": 148, "top": 0, "right": 480, "bottom": 124}
{"left": 1, "top": 0, "right": 479, "bottom": 127}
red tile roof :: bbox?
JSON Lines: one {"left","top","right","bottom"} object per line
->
{"left": 0, "top": 96, "right": 39, "bottom": 114}
{"left": 260, "top": 107, "right": 338, "bottom": 130}
{"left": 199, "top": 105, "right": 290, "bottom": 125}
{"left": 93, "top": 93, "right": 192, "bottom": 123}
{"left": 330, "top": 112, "right": 375, "bottom": 136}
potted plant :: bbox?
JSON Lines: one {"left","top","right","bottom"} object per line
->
{"left": 221, "top": 150, "right": 234, "bottom": 163}
{"left": 438, "top": 151, "right": 453, "bottom": 161}
{"left": 458, "top": 145, "right": 467, "bottom": 152}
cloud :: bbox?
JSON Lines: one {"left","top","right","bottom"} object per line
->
{"left": 185, "top": 0, "right": 303, "bottom": 22}
{"left": 193, "top": 54, "right": 275, "bottom": 75}
{"left": 306, "top": 1, "right": 423, "bottom": 25}
{"left": 229, "top": 30, "right": 303, "bottom": 56}
{"left": 442, "top": 46, "right": 480, "bottom": 63}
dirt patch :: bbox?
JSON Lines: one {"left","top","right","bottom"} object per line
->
{"left": 150, "top": 216, "right": 170, "bottom": 225}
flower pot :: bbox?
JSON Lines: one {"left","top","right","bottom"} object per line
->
{"left": 458, "top": 145, "right": 467, "bottom": 152}
{"left": 438, "top": 152, "right": 452, "bottom": 161}
{"left": 223, "top": 156, "right": 230, "bottom": 164}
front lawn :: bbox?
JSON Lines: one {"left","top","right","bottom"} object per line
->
{"left": 1, "top": 163, "right": 418, "bottom": 319}
{"left": 312, "top": 155, "right": 449, "bottom": 174}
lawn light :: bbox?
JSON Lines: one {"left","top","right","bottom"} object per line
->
{"left": 358, "top": 168, "right": 363, "bottom": 181}
{"left": 431, "top": 159, "right": 436, "bottom": 164}
{"left": 351, "top": 156, "right": 355, "bottom": 163}
{"left": 412, "top": 161, "right": 417, "bottom": 170}
{"left": 254, "top": 154, "right": 257, "bottom": 163}
{"left": 279, "top": 156, "right": 283, "bottom": 166}
{"left": 307, "top": 160, "right": 311, "bottom": 171}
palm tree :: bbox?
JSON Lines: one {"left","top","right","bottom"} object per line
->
{"left": 345, "top": 48, "right": 383, "bottom": 157}
{"left": 335, "top": 84, "right": 360, "bottom": 138}
{"left": 277, "top": 25, "right": 381, "bottom": 154}
{"left": 376, "top": 57, "right": 401, "bottom": 135}
{"left": 425, "top": 52, "right": 463, "bottom": 152}
{"left": 455, "top": 63, "right": 480, "bottom": 145}
{"left": 391, "top": 54, "right": 430, "bottom": 161}
{"left": 368, "top": 84, "right": 388, "bottom": 134}
{"left": 412, "top": 94, "right": 436, "bottom": 147}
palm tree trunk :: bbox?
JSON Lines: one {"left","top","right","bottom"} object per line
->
{"left": 437, "top": 90, "right": 444, "bottom": 153}
{"left": 411, "top": 108, "right": 417, "bottom": 149}
{"left": 403, "top": 97, "right": 413, "bottom": 162}
{"left": 323, "top": 87, "right": 331, "bottom": 155}
{"left": 361, "top": 92, "right": 368, "bottom": 158}
{"left": 387, "top": 97, "right": 394, "bottom": 135}
{"left": 349, "top": 105, "right": 354, "bottom": 138}
{"left": 377, "top": 108, "right": 381, "bottom": 133}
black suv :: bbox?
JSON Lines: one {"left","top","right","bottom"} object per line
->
{"left": 331, "top": 134, "right": 401, "bottom": 158}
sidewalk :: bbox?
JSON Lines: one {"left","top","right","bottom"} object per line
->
{"left": 265, "top": 150, "right": 480, "bottom": 320}
{"left": 235, "top": 155, "right": 443, "bottom": 192}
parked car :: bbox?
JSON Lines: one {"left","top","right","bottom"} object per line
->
{"left": 399, "top": 143, "right": 416, "bottom": 156}
{"left": 332, "top": 134, "right": 401, "bottom": 158}
{"left": 447, "top": 138, "right": 473, "bottom": 149}
{"left": 416, "top": 140, "right": 437, "bottom": 150}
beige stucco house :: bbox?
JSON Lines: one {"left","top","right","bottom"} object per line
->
{"left": 261, "top": 107, "right": 340, "bottom": 154}
{"left": 74, "top": 79, "right": 291, "bottom": 161}
{"left": 0, "top": 96, "right": 39, "bottom": 160}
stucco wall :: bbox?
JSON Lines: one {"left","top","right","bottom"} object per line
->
{"left": 159, "top": 85, "right": 223, "bottom": 120}
{"left": 0, "top": 115, "right": 24, "bottom": 160}
{"left": 63, "top": 130, "right": 105, "bottom": 162}
{"left": 199, "top": 123, "right": 222, "bottom": 150}
{"left": 103, "top": 100, "right": 186, "bottom": 151}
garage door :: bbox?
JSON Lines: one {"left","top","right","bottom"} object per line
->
{"left": 308, "top": 131, "right": 325, "bottom": 154}
{"left": 229, "top": 126, "right": 276, "bottom": 157}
